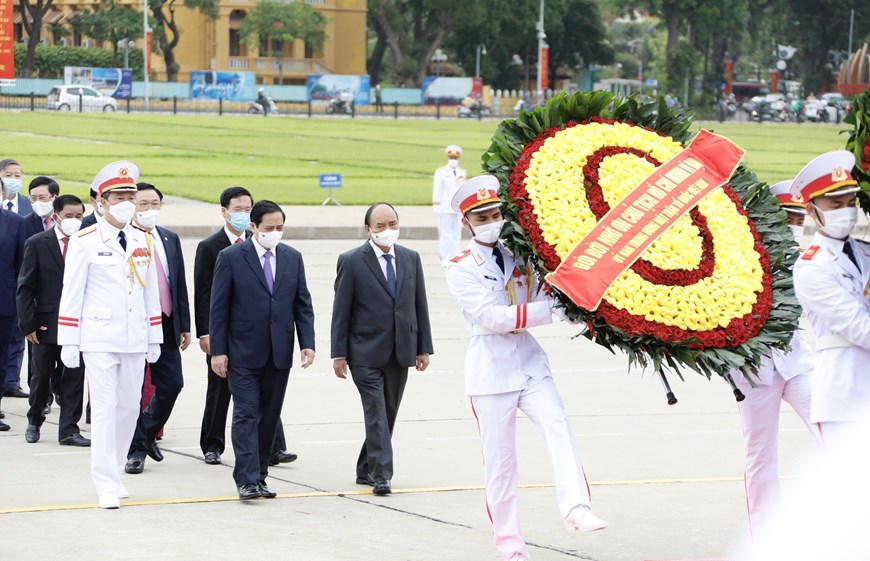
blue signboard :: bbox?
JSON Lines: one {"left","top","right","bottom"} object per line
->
{"left": 189, "top": 71, "right": 257, "bottom": 101}
{"left": 307, "top": 75, "right": 370, "bottom": 106}
{"left": 319, "top": 174, "right": 342, "bottom": 188}
{"left": 64, "top": 66, "right": 133, "bottom": 99}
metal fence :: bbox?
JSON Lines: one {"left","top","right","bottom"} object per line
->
{"left": 0, "top": 93, "right": 510, "bottom": 120}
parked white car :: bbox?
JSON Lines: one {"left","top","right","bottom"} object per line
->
{"left": 46, "top": 85, "right": 117, "bottom": 112}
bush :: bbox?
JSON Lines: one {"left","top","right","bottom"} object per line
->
{"left": 14, "top": 44, "right": 144, "bottom": 80}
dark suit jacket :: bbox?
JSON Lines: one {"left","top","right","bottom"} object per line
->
{"left": 152, "top": 226, "right": 191, "bottom": 346}
{"left": 23, "top": 213, "right": 45, "bottom": 239}
{"left": 7, "top": 194, "right": 32, "bottom": 217}
{"left": 209, "top": 238, "right": 315, "bottom": 371}
{"left": 0, "top": 209, "right": 26, "bottom": 318}
{"left": 331, "top": 242, "right": 433, "bottom": 368}
{"left": 80, "top": 212, "right": 97, "bottom": 229}
{"left": 15, "top": 229, "right": 65, "bottom": 343}
{"left": 193, "top": 228, "right": 251, "bottom": 339}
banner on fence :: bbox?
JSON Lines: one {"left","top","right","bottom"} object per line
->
{"left": 1, "top": 0, "right": 17, "bottom": 86}
{"left": 64, "top": 67, "right": 133, "bottom": 99}
{"left": 421, "top": 77, "right": 482, "bottom": 106}
{"left": 307, "top": 75, "right": 370, "bottom": 106}
{"left": 189, "top": 71, "right": 256, "bottom": 101}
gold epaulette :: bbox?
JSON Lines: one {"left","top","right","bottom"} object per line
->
{"left": 76, "top": 225, "right": 97, "bottom": 237}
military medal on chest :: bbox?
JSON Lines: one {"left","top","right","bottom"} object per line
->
{"left": 128, "top": 234, "right": 153, "bottom": 287}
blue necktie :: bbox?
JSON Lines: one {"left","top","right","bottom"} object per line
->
{"left": 118, "top": 231, "right": 127, "bottom": 251}
{"left": 383, "top": 254, "right": 397, "bottom": 297}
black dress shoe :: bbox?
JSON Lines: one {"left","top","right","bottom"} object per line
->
{"left": 25, "top": 424, "right": 40, "bottom": 443}
{"left": 125, "top": 457, "right": 145, "bottom": 474}
{"left": 269, "top": 450, "right": 298, "bottom": 466}
{"left": 355, "top": 474, "right": 374, "bottom": 486}
{"left": 146, "top": 442, "right": 164, "bottom": 462}
{"left": 4, "top": 387, "right": 29, "bottom": 398}
{"left": 258, "top": 481, "right": 278, "bottom": 498}
{"left": 0, "top": 420, "right": 10, "bottom": 431}
{"left": 238, "top": 483, "right": 261, "bottom": 500}
{"left": 59, "top": 433, "right": 91, "bottom": 447}
{"left": 42, "top": 403, "right": 51, "bottom": 415}
{"left": 0, "top": 410, "right": 5, "bottom": 419}
{"left": 53, "top": 392, "right": 61, "bottom": 407}
{"left": 203, "top": 451, "right": 222, "bottom": 465}
{"left": 373, "top": 480, "right": 392, "bottom": 496}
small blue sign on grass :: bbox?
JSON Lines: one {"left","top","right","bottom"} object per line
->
{"left": 319, "top": 174, "right": 342, "bottom": 188}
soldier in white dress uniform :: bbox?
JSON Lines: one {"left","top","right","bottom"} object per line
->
{"left": 733, "top": 179, "right": 820, "bottom": 537}
{"left": 445, "top": 175, "right": 606, "bottom": 561}
{"left": 791, "top": 150, "right": 870, "bottom": 448}
{"left": 58, "top": 161, "right": 163, "bottom": 509}
{"left": 432, "top": 144, "right": 467, "bottom": 266}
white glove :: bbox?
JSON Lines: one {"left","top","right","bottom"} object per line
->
{"left": 61, "top": 345, "right": 81, "bottom": 369}
{"left": 146, "top": 344, "right": 161, "bottom": 364}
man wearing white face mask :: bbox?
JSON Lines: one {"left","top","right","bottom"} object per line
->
{"left": 331, "top": 202, "right": 433, "bottom": 496}
{"left": 24, "top": 176, "right": 60, "bottom": 239}
{"left": 446, "top": 175, "right": 606, "bottom": 561}
{"left": 125, "top": 183, "right": 191, "bottom": 474}
{"left": 731, "top": 180, "right": 820, "bottom": 537}
{"left": 792, "top": 149, "right": 870, "bottom": 449}
{"left": 16, "top": 194, "right": 91, "bottom": 447}
{"left": 433, "top": 145, "right": 467, "bottom": 267}
{"left": 58, "top": 160, "right": 163, "bottom": 509}
{"left": 80, "top": 188, "right": 103, "bottom": 229}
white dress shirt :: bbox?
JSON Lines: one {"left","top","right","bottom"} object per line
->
{"left": 4, "top": 195, "right": 18, "bottom": 213}
{"left": 254, "top": 238, "right": 277, "bottom": 283}
{"left": 368, "top": 239, "right": 396, "bottom": 281}
{"left": 224, "top": 225, "right": 244, "bottom": 246}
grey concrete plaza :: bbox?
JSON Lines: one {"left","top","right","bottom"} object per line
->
{"left": 0, "top": 203, "right": 818, "bottom": 561}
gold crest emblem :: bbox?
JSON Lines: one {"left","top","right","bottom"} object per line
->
{"left": 476, "top": 188, "right": 490, "bottom": 201}
{"left": 791, "top": 194, "right": 803, "bottom": 204}
{"left": 831, "top": 166, "right": 847, "bottom": 182}
{"left": 118, "top": 167, "right": 129, "bottom": 178}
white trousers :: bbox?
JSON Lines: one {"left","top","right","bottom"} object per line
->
{"left": 735, "top": 371, "right": 819, "bottom": 536}
{"left": 438, "top": 213, "right": 462, "bottom": 263}
{"left": 470, "top": 377, "right": 591, "bottom": 561}
{"left": 83, "top": 352, "right": 146, "bottom": 496}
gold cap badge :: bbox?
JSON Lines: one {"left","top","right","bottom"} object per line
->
{"left": 832, "top": 166, "right": 847, "bottom": 182}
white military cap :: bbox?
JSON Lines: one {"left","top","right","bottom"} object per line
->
{"left": 451, "top": 174, "right": 502, "bottom": 214}
{"left": 790, "top": 150, "right": 860, "bottom": 203}
{"left": 445, "top": 145, "right": 463, "bottom": 157}
{"left": 92, "top": 160, "right": 139, "bottom": 197}
{"left": 770, "top": 180, "right": 806, "bottom": 214}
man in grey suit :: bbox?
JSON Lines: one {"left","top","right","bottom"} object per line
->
{"left": 331, "top": 202, "right": 434, "bottom": 496}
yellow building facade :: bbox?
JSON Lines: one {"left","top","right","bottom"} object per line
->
{"left": 15, "top": 0, "right": 368, "bottom": 83}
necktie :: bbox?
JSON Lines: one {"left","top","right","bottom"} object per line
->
{"left": 118, "top": 230, "right": 127, "bottom": 251}
{"left": 62, "top": 237, "right": 69, "bottom": 259}
{"left": 263, "top": 250, "right": 274, "bottom": 294}
{"left": 153, "top": 248, "right": 173, "bottom": 316}
{"left": 234, "top": 237, "right": 243, "bottom": 244}
{"left": 843, "top": 241, "right": 860, "bottom": 271}
{"left": 383, "top": 254, "right": 397, "bottom": 297}
{"left": 44, "top": 216, "right": 53, "bottom": 231}
{"left": 492, "top": 246, "right": 505, "bottom": 274}
{"left": 5, "top": 201, "right": 11, "bottom": 211}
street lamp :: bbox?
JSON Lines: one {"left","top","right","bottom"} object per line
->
{"left": 432, "top": 48, "right": 448, "bottom": 78}
{"left": 512, "top": 53, "right": 535, "bottom": 96}
{"left": 475, "top": 44, "right": 487, "bottom": 79}
{"left": 627, "top": 38, "right": 644, "bottom": 89}
{"left": 117, "top": 38, "right": 136, "bottom": 69}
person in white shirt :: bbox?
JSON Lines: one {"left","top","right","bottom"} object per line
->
{"left": 432, "top": 145, "right": 467, "bottom": 267}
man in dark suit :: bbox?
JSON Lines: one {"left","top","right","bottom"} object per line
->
{"left": 0, "top": 177, "right": 27, "bottom": 431}
{"left": 195, "top": 187, "right": 295, "bottom": 466}
{"left": 16, "top": 194, "right": 90, "bottom": 445}
{"left": 80, "top": 188, "right": 101, "bottom": 229}
{"left": 124, "top": 183, "right": 191, "bottom": 474}
{"left": 23, "top": 177, "right": 61, "bottom": 240}
{"left": 1, "top": 159, "right": 30, "bottom": 399}
{"left": 331, "top": 202, "right": 434, "bottom": 496}
{"left": 210, "top": 200, "right": 315, "bottom": 500}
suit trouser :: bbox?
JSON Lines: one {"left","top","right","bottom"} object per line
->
{"left": 437, "top": 213, "right": 462, "bottom": 263}
{"left": 735, "top": 370, "right": 819, "bottom": 536}
{"left": 226, "top": 357, "right": 290, "bottom": 485}
{"left": 4, "top": 324, "right": 24, "bottom": 391}
{"left": 27, "top": 342, "right": 85, "bottom": 439}
{"left": 129, "top": 316, "right": 184, "bottom": 459}
{"left": 83, "top": 351, "right": 146, "bottom": 496}
{"left": 200, "top": 354, "right": 286, "bottom": 456}
{"left": 470, "top": 377, "right": 591, "bottom": 561}
{"left": 0, "top": 315, "right": 13, "bottom": 412}
{"left": 351, "top": 353, "right": 408, "bottom": 481}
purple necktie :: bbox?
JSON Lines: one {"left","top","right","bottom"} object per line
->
{"left": 263, "top": 250, "right": 274, "bottom": 293}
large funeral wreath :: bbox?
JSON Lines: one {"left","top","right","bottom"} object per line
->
{"left": 482, "top": 91, "right": 802, "bottom": 379}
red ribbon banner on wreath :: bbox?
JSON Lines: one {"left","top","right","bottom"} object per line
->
{"left": 546, "top": 130, "right": 746, "bottom": 311}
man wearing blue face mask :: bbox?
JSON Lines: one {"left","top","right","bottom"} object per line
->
{"left": 1, "top": 158, "right": 32, "bottom": 217}
{"left": 792, "top": 150, "right": 870, "bottom": 450}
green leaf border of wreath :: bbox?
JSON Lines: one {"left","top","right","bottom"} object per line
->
{"left": 844, "top": 88, "right": 870, "bottom": 210}
{"left": 482, "top": 91, "right": 802, "bottom": 381}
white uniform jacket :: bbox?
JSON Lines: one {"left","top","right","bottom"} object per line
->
{"left": 793, "top": 233, "right": 870, "bottom": 422}
{"left": 57, "top": 218, "right": 163, "bottom": 353}
{"left": 432, "top": 165, "right": 466, "bottom": 215}
{"left": 446, "top": 241, "right": 555, "bottom": 396}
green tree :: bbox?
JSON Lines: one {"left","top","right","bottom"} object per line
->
{"left": 149, "top": 0, "right": 219, "bottom": 82}
{"left": 68, "top": 0, "right": 143, "bottom": 68}
{"left": 237, "top": 0, "right": 327, "bottom": 84}
{"left": 17, "top": 0, "right": 55, "bottom": 78}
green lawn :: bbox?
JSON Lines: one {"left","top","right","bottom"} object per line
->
{"left": 0, "top": 112, "right": 848, "bottom": 204}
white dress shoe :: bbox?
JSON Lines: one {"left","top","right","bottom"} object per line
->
{"left": 508, "top": 555, "right": 528, "bottom": 561}
{"left": 564, "top": 505, "right": 607, "bottom": 532}
{"left": 117, "top": 487, "right": 130, "bottom": 499}
{"left": 98, "top": 492, "right": 120, "bottom": 509}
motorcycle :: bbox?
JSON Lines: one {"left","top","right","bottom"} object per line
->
{"left": 248, "top": 97, "right": 277, "bottom": 115}
{"left": 457, "top": 100, "right": 492, "bottom": 118}
{"left": 327, "top": 96, "right": 354, "bottom": 114}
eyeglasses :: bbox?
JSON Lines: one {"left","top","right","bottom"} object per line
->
{"left": 30, "top": 194, "right": 54, "bottom": 203}
{"left": 136, "top": 201, "right": 163, "bottom": 210}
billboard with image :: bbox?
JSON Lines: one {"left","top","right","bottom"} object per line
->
{"left": 64, "top": 66, "right": 133, "bottom": 99}
{"left": 307, "top": 74, "right": 370, "bottom": 106}
{"left": 189, "top": 71, "right": 257, "bottom": 101}
{"left": 421, "top": 77, "right": 482, "bottom": 106}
